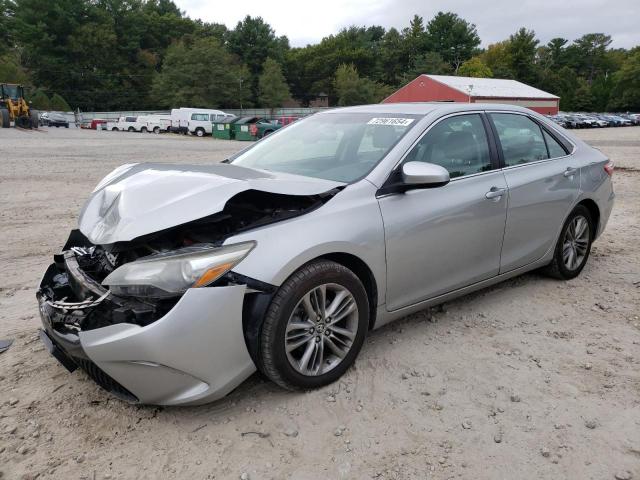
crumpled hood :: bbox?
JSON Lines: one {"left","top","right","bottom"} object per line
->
{"left": 79, "top": 163, "right": 344, "bottom": 245}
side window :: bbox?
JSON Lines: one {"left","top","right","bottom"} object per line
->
{"left": 404, "top": 114, "right": 492, "bottom": 179}
{"left": 543, "top": 130, "right": 568, "bottom": 158}
{"left": 490, "top": 113, "right": 549, "bottom": 166}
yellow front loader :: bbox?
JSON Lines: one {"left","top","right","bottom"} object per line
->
{"left": 0, "top": 83, "right": 39, "bottom": 128}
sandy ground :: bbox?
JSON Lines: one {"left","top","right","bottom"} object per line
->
{"left": 0, "top": 126, "right": 639, "bottom": 480}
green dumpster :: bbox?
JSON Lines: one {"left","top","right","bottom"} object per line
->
{"left": 212, "top": 117, "right": 238, "bottom": 140}
{"left": 232, "top": 116, "right": 260, "bottom": 141}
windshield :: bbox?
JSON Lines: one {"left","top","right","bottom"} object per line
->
{"left": 2, "top": 84, "right": 20, "bottom": 100}
{"left": 230, "top": 112, "right": 420, "bottom": 182}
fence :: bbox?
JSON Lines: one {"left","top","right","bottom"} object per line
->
{"left": 67, "top": 107, "right": 327, "bottom": 123}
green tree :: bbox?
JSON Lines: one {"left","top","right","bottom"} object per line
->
{"left": 546, "top": 38, "right": 569, "bottom": 67}
{"left": 404, "top": 52, "right": 451, "bottom": 82}
{"left": 0, "top": 0, "right": 13, "bottom": 55}
{"left": 227, "top": 16, "right": 289, "bottom": 102}
{"left": 29, "top": 90, "right": 51, "bottom": 110}
{"left": 507, "top": 28, "right": 539, "bottom": 84}
{"left": 425, "top": 12, "right": 480, "bottom": 72}
{"left": 401, "top": 15, "right": 427, "bottom": 70}
{"left": 285, "top": 25, "right": 386, "bottom": 104}
{"left": 334, "top": 64, "right": 390, "bottom": 106}
{"left": 608, "top": 48, "right": 640, "bottom": 110}
{"left": 259, "top": 58, "right": 291, "bottom": 108}
{"left": 458, "top": 57, "right": 493, "bottom": 78}
{"left": 151, "top": 36, "right": 248, "bottom": 109}
{"left": 379, "top": 27, "right": 406, "bottom": 85}
{"left": 572, "top": 78, "right": 594, "bottom": 111}
{"left": 481, "top": 41, "right": 514, "bottom": 78}
{"left": 0, "top": 52, "right": 30, "bottom": 84}
{"left": 572, "top": 33, "right": 612, "bottom": 84}
{"left": 49, "top": 93, "right": 71, "bottom": 111}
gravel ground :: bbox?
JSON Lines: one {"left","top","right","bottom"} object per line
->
{"left": 0, "top": 126, "right": 639, "bottom": 480}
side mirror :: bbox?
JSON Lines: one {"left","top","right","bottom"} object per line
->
{"left": 401, "top": 161, "right": 450, "bottom": 188}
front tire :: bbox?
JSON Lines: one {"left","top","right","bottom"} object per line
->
{"left": 543, "top": 205, "right": 593, "bottom": 280}
{"left": 141, "top": 126, "right": 147, "bottom": 133}
{"left": 30, "top": 109, "right": 39, "bottom": 128}
{"left": 258, "top": 260, "right": 369, "bottom": 391}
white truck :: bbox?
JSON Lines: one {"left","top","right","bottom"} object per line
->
{"left": 136, "top": 114, "right": 171, "bottom": 133}
{"left": 106, "top": 116, "right": 139, "bottom": 132}
{"left": 170, "top": 108, "right": 233, "bottom": 136}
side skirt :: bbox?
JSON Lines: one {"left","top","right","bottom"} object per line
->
{"left": 373, "top": 255, "right": 552, "bottom": 329}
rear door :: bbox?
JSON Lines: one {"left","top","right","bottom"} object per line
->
{"left": 488, "top": 112, "right": 580, "bottom": 273}
{"left": 379, "top": 112, "right": 508, "bottom": 311}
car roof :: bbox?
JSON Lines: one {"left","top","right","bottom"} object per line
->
{"left": 321, "top": 102, "right": 537, "bottom": 116}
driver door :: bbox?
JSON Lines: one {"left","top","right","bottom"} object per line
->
{"left": 378, "top": 113, "right": 508, "bottom": 311}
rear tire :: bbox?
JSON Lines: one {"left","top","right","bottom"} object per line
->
{"left": 112, "top": 127, "right": 118, "bottom": 131}
{"left": 0, "top": 108, "right": 9, "bottom": 128}
{"left": 543, "top": 205, "right": 593, "bottom": 280}
{"left": 128, "top": 127, "right": 134, "bottom": 132}
{"left": 141, "top": 127, "right": 147, "bottom": 133}
{"left": 153, "top": 127, "right": 160, "bottom": 134}
{"left": 195, "top": 128, "right": 205, "bottom": 137}
{"left": 258, "top": 260, "right": 369, "bottom": 391}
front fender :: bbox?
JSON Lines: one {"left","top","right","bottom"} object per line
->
{"left": 225, "top": 181, "right": 387, "bottom": 306}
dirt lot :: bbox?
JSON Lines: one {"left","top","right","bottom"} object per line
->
{"left": 1, "top": 126, "right": 639, "bottom": 480}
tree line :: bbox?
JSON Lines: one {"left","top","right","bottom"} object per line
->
{"left": 1, "top": 0, "right": 638, "bottom": 112}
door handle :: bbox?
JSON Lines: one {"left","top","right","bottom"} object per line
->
{"left": 485, "top": 187, "right": 506, "bottom": 200}
{"left": 563, "top": 167, "right": 578, "bottom": 177}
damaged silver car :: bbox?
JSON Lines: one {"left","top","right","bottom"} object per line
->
{"left": 37, "top": 104, "right": 615, "bottom": 405}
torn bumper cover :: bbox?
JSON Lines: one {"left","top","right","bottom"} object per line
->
{"left": 37, "top": 254, "right": 256, "bottom": 406}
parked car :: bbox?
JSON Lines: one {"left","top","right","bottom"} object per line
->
{"left": 556, "top": 115, "right": 578, "bottom": 129}
{"left": 249, "top": 118, "right": 283, "bottom": 138}
{"left": 45, "top": 112, "right": 69, "bottom": 128}
{"left": 608, "top": 115, "right": 634, "bottom": 127}
{"left": 275, "top": 116, "right": 299, "bottom": 126}
{"left": 89, "top": 119, "right": 106, "bottom": 130}
{"left": 36, "top": 103, "right": 614, "bottom": 405}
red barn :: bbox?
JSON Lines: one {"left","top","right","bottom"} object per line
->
{"left": 383, "top": 74, "right": 559, "bottom": 115}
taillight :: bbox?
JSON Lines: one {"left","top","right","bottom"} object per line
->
{"left": 604, "top": 161, "right": 614, "bottom": 176}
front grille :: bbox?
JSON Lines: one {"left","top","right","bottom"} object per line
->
{"left": 74, "top": 357, "right": 138, "bottom": 403}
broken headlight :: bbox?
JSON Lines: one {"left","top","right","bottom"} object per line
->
{"left": 102, "top": 242, "right": 255, "bottom": 298}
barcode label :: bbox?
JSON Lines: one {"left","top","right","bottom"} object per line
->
{"left": 367, "top": 117, "right": 415, "bottom": 126}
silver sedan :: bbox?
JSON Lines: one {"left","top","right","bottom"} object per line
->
{"left": 37, "top": 103, "right": 614, "bottom": 405}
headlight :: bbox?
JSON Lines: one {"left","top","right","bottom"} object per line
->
{"left": 102, "top": 242, "right": 255, "bottom": 298}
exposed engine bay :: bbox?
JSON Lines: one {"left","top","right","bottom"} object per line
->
{"left": 38, "top": 189, "right": 338, "bottom": 332}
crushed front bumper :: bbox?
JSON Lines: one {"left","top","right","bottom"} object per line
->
{"left": 37, "top": 253, "right": 256, "bottom": 406}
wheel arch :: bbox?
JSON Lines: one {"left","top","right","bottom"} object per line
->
{"left": 576, "top": 198, "right": 600, "bottom": 239}
{"left": 316, "top": 252, "right": 378, "bottom": 330}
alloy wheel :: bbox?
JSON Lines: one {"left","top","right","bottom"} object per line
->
{"left": 562, "top": 215, "right": 590, "bottom": 271}
{"left": 284, "top": 283, "right": 359, "bottom": 376}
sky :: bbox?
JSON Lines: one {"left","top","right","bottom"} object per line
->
{"left": 174, "top": 0, "right": 639, "bottom": 49}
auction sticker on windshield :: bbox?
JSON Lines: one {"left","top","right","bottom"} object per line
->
{"left": 367, "top": 118, "right": 415, "bottom": 126}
